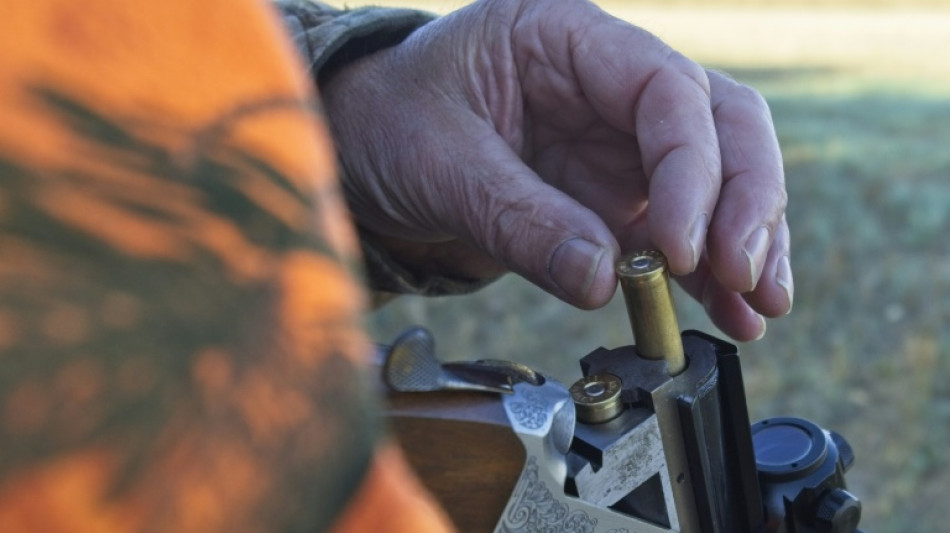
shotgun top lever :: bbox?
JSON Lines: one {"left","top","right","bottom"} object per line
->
{"left": 382, "top": 326, "right": 542, "bottom": 394}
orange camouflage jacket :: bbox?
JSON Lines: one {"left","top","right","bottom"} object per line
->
{"left": 0, "top": 0, "right": 454, "bottom": 531}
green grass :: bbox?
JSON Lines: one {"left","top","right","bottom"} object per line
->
{"left": 353, "top": 3, "right": 950, "bottom": 530}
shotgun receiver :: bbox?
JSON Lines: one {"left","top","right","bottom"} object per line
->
{"left": 381, "top": 251, "right": 865, "bottom": 533}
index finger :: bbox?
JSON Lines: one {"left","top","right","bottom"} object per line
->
{"left": 567, "top": 19, "right": 722, "bottom": 275}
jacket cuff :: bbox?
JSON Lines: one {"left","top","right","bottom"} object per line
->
{"left": 277, "top": 1, "right": 435, "bottom": 80}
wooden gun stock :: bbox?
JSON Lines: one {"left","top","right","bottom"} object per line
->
{"left": 386, "top": 391, "right": 524, "bottom": 533}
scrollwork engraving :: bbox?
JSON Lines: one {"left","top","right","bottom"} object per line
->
{"left": 499, "top": 457, "right": 598, "bottom": 533}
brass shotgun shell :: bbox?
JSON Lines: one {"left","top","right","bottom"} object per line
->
{"left": 616, "top": 250, "right": 686, "bottom": 375}
{"left": 570, "top": 373, "right": 624, "bottom": 424}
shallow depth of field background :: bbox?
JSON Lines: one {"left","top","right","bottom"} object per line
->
{"left": 345, "top": 1, "right": 950, "bottom": 530}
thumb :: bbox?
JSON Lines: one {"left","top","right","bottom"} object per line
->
{"left": 435, "top": 131, "right": 619, "bottom": 309}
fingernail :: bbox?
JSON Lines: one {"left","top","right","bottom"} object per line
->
{"left": 753, "top": 314, "right": 767, "bottom": 341}
{"left": 688, "top": 214, "right": 708, "bottom": 271}
{"left": 549, "top": 238, "right": 609, "bottom": 304}
{"left": 776, "top": 255, "right": 794, "bottom": 314}
{"left": 743, "top": 226, "right": 770, "bottom": 291}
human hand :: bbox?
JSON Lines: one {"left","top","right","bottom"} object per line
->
{"left": 319, "top": 0, "right": 790, "bottom": 341}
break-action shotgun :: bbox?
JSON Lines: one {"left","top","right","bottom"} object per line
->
{"left": 380, "top": 251, "right": 865, "bottom": 533}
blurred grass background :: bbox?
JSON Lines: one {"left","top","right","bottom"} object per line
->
{"left": 347, "top": 1, "right": 950, "bottom": 530}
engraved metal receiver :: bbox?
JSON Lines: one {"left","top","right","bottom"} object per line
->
{"left": 382, "top": 251, "right": 866, "bottom": 533}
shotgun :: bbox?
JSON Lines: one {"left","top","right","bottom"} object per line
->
{"left": 380, "top": 251, "right": 865, "bottom": 533}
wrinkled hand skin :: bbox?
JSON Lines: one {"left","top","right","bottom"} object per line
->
{"left": 322, "top": 0, "right": 791, "bottom": 341}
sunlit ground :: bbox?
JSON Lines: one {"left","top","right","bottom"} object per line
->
{"left": 346, "top": 2, "right": 950, "bottom": 530}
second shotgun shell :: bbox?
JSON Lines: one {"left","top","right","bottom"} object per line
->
{"left": 616, "top": 250, "right": 686, "bottom": 375}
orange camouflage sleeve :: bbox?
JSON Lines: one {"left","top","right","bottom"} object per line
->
{"left": 0, "top": 1, "right": 453, "bottom": 532}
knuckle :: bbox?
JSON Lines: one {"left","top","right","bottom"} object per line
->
{"left": 774, "top": 184, "right": 789, "bottom": 211}
{"left": 756, "top": 180, "right": 789, "bottom": 220}
{"left": 730, "top": 88, "right": 768, "bottom": 118}
{"left": 709, "top": 71, "right": 770, "bottom": 115}
{"left": 662, "top": 50, "right": 710, "bottom": 94}
{"left": 732, "top": 82, "right": 768, "bottom": 110}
